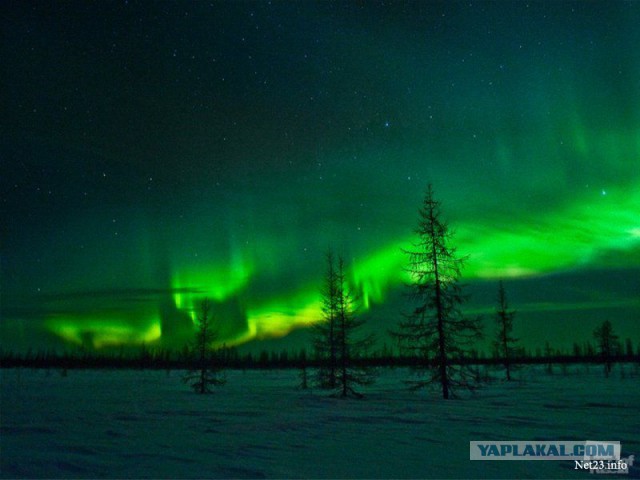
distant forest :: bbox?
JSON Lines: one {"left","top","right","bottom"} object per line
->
{"left": 3, "top": 184, "right": 639, "bottom": 377}
{"left": 1, "top": 342, "right": 638, "bottom": 371}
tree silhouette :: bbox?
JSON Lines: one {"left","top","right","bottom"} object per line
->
{"left": 183, "top": 299, "right": 226, "bottom": 394}
{"left": 493, "top": 281, "right": 519, "bottom": 381}
{"left": 297, "top": 348, "right": 310, "bottom": 390}
{"left": 313, "top": 252, "right": 339, "bottom": 389}
{"left": 593, "top": 320, "right": 619, "bottom": 377}
{"left": 314, "top": 253, "right": 374, "bottom": 397}
{"left": 334, "top": 256, "right": 375, "bottom": 398}
{"left": 394, "top": 184, "right": 482, "bottom": 399}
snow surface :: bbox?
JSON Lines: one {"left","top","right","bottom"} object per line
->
{"left": 1, "top": 365, "right": 638, "bottom": 479}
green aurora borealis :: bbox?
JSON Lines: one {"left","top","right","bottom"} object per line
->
{"left": 2, "top": 1, "right": 639, "bottom": 354}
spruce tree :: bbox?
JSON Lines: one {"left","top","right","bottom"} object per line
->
{"left": 314, "top": 253, "right": 374, "bottom": 396}
{"left": 493, "top": 281, "right": 519, "bottom": 381}
{"left": 313, "top": 252, "right": 339, "bottom": 389}
{"left": 593, "top": 320, "right": 619, "bottom": 377}
{"left": 394, "top": 184, "right": 482, "bottom": 399}
{"left": 334, "top": 256, "right": 375, "bottom": 398}
{"left": 183, "top": 299, "right": 226, "bottom": 394}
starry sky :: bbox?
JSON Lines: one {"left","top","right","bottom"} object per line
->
{"left": 2, "top": 1, "right": 639, "bottom": 354}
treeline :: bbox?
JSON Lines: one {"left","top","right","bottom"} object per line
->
{"left": 1, "top": 346, "right": 638, "bottom": 371}
{"left": 3, "top": 185, "right": 639, "bottom": 390}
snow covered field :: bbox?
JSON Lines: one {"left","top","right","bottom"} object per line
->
{"left": 1, "top": 365, "right": 638, "bottom": 479}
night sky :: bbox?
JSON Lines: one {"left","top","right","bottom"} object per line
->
{"left": 2, "top": 1, "right": 639, "bottom": 354}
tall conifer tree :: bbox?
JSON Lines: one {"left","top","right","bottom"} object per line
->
{"left": 314, "top": 253, "right": 374, "bottom": 396}
{"left": 493, "top": 281, "right": 519, "bottom": 381}
{"left": 395, "top": 184, "right": 482, "bottom": 399}
{"left": 183, "top": 299, "right": 226, "bottom": 394}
